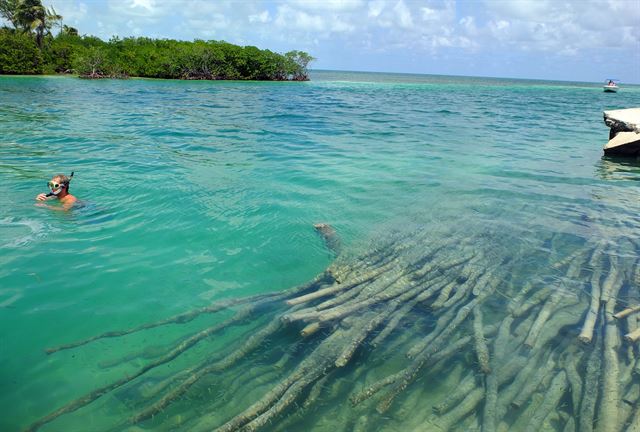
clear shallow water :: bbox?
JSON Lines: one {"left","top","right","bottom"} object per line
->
{"left": 1, "top": 72, "right": 640, "bottom": 432}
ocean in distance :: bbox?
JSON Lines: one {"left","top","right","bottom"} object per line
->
{"left": 1, "top": 71, "right": 640, "bottom": 431}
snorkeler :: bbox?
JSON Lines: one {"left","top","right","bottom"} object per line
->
{"left": 36, "top": 172, "right": 77, "bottom": 210}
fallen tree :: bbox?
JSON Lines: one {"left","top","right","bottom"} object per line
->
{"left": 26, "top": 224, "right": 640, "bottom": 432}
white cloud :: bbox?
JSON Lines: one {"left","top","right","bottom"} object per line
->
{"left": 126, "top": 19, "right": 142, "bottom": 36}
{"left": 130, "top": 0, "right": 154, "bottom": 12}
{"left": 481, "top": 0, "right": 640, "bottom": 54}
{"left": 289, "top": 0, "right": 364, "bottom": 12}
{"left": 490, "top": 19, "right": 510, "bottom": 33}
{"left": 420, "top": 0, "right": 455, "bottom": 23}
{"left": 459, "top": 16, "right": 477, "bottom": 36}
{"left": 187, "top": 13, "right": 231, "bottom": 38}
{"left": 393, "top": 0, "right": 413, "bottom": 29}
{"left": 249, "top": 10, "right": 270, "bottom": 24}
{"left": 488, "top": 0, "right": 553, "bottom": 22}
{"left": 107, "top": 0, "right": 169, "bottom": 18}
{"left": 274, "top": 5, "right": 326, "bottom": 32}
{"left": 331, "top": 19, "right": 355, "bottom": 33}
{"left": 421, "top": 6, "right": 438, "bottom": 22}
{"left": 272, "top": 2, "right": 358, "bottom": 38}
{"left": 367, "top": 0, "right": 385, "bottom": 18}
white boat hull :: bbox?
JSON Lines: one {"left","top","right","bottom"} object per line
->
{"left": 603, "top": 85, "right": 619, "bottom": 92}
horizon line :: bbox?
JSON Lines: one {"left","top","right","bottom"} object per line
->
{"left": 310, "top": 69, "right": 640, "bottom": 86}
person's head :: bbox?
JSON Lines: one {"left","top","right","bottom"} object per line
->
{"left": 48, "top": 174, "right": 71, "bottom": 196}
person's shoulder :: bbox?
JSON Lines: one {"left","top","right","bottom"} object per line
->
{"left": 61, "top": 195, "right": 78, "bottom": 210}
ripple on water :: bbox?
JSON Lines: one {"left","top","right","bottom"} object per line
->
{"left": 0, "top": 216, "right": 50, "bottom": 248}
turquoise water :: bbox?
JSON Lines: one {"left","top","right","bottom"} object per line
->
{"left": 1, "top": 72, "right": 640, "bottom": 432}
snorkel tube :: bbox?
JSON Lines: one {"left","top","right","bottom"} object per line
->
{"left": 45, "top": 171, "right": 74, "bottom": 197}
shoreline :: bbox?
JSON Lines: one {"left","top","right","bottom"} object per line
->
{"left": 0, "top": 73, "right": 312, "bottom": 84}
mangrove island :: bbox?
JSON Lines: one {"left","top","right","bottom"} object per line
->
{"left": 0, "top": 0, "right": 314, "bottom": 80}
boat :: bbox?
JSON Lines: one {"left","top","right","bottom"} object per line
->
{"left": 603, "top": 79, "right": 620, "bottom": 92}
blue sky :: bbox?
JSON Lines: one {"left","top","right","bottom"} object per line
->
{"left": 29, "top": 1, "right": 640, "bottom": 83}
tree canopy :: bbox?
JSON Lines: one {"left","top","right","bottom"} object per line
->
{"left": 0, "top": 0, "right": 314, "bottom": 80}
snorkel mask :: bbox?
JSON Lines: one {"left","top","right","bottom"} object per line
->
{"left": 47, "top": 181, "right": 63, "bottom": 195}
{"left": 45, "top": 171, "right": 74, "bottom": 197}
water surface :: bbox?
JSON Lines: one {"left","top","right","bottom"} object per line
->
{"left": 1, "top": 71, "right": 639, "bottom": 431}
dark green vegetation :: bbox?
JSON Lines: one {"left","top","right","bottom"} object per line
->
{"left": 0, "top": 0, "right": 313, "bottom": 80}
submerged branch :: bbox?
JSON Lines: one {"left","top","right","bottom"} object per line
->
{"left": 25, "top": 230, "right": 638, "bottom": 432}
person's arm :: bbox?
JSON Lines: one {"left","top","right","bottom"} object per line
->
{"left": 35, "top": 200, "right": 76, "bottom": 211}
{"left": 35, "top": 203, "right": 66, "bottom": 211}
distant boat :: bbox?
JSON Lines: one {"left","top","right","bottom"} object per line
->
{"left": 603, "top": 79, "right": 619, "bottom": 92}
